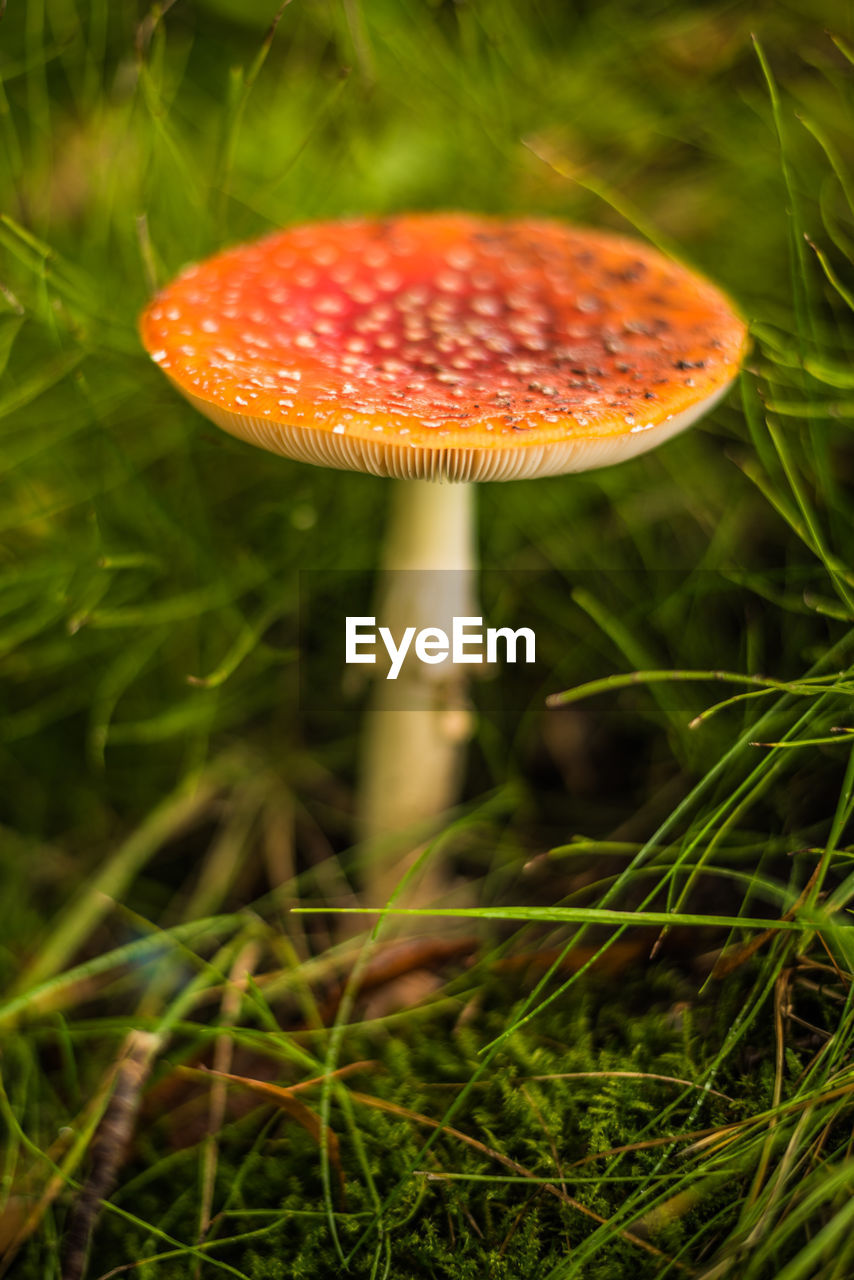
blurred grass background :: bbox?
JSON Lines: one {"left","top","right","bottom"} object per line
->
{"left": 3, "top": 0, "right": 854, "bottom": 1276}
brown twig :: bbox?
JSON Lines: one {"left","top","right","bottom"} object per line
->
{"left": 61, "top": 1031, "right": 163, "bottom": 1280}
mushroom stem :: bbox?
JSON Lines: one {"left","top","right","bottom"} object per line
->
{"left": 356, "top": 477, "right": 478, "bottom": 910}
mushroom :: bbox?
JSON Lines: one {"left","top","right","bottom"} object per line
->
{"left": 140, "top": 213, "right": 747, "bottom": 910}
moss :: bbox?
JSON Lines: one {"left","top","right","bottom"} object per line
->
{"left": 14, "top": 964, "right": 764, "bottom": 1280}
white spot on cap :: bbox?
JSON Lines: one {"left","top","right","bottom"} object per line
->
{"left": 471, "top": 295, "right": 501, "bottom": 317}
{"left": 399, "top": 286, "right": 429, "bottom": 308}
{"left": 446, "top": 247, "right": 474, "bottom": 271}
{"left": 314, "top": 295, "right": 345, "bottom": 315}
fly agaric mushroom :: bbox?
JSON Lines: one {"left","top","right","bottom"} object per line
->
{"left": 140, "top": 213, "right": 747, "bottom": 909}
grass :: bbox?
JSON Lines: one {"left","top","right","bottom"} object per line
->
{"left": 2, "top": 0, "right": 854, "bottom": 1276}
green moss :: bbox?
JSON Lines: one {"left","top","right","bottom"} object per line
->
{"left": 5, "top": 965, "right": 772, "bottom": 1278}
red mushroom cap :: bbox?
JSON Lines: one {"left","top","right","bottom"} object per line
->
{"left": 140, "top": 214, "right": 748, "bottom": 481}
